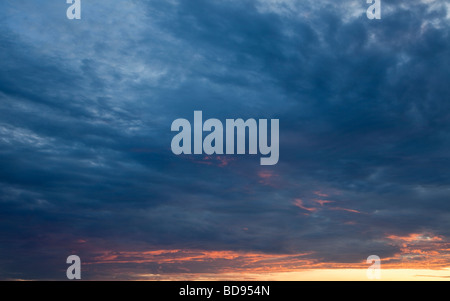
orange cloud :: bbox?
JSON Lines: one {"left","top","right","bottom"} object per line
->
{"left": 387, "top": 233, "right": 443, "bottom": 243}
{"left": 329, "top": 207, "right": 361, "bottom": 214}
{"left": 258, "top": 171, "right": 273, "bottom": 179}
{"left": 314, "top": 191, "right": 329, "bottom": 197}
{"left": 87, "top": 249, "right": 316, "bottom": 275}
{"left": 257, "top": 170, "right": 280, "bottom": 187}
{"left": 80, "top": 243, "right": 450, "bottom": 280}
{"left": 381, "top": 232, "right": 450, "bottom": 269}
{"left": 77, "top": 232, "right": 450, "bottom": 280}
{"left": 293, "top": 199, "right": 317, "bottom": 212}
{"left": 314, "top": 199, "right": 334, "bottom": 206}
{"left": 191, "top": 155, "right": 235, "bottom": 167}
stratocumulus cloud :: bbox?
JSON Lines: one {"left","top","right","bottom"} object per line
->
{"left": 0, "top": 0, "right": 449, "bottom": 280}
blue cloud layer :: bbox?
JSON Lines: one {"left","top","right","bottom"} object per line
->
{"left": 0, "top": 0, "right": 449, "bottom": 279}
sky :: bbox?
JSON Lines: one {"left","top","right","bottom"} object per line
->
{"left": 0, "top": 0, "right": 449, "bottom": 280}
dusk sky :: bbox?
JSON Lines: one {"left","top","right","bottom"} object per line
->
{"left": 1, "top": 0, "right": 450, "bottom": 280}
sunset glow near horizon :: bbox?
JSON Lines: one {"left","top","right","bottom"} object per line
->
{"left": 1, "top": 0, "right": 450, "bottom": 281}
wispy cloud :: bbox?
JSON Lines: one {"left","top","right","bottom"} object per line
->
{"left": 0, "top": 0, "right": 449, "bottom": 279}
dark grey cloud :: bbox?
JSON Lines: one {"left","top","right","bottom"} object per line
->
{"left": 0, "top": 0, "right": 449, "bottom": 279}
